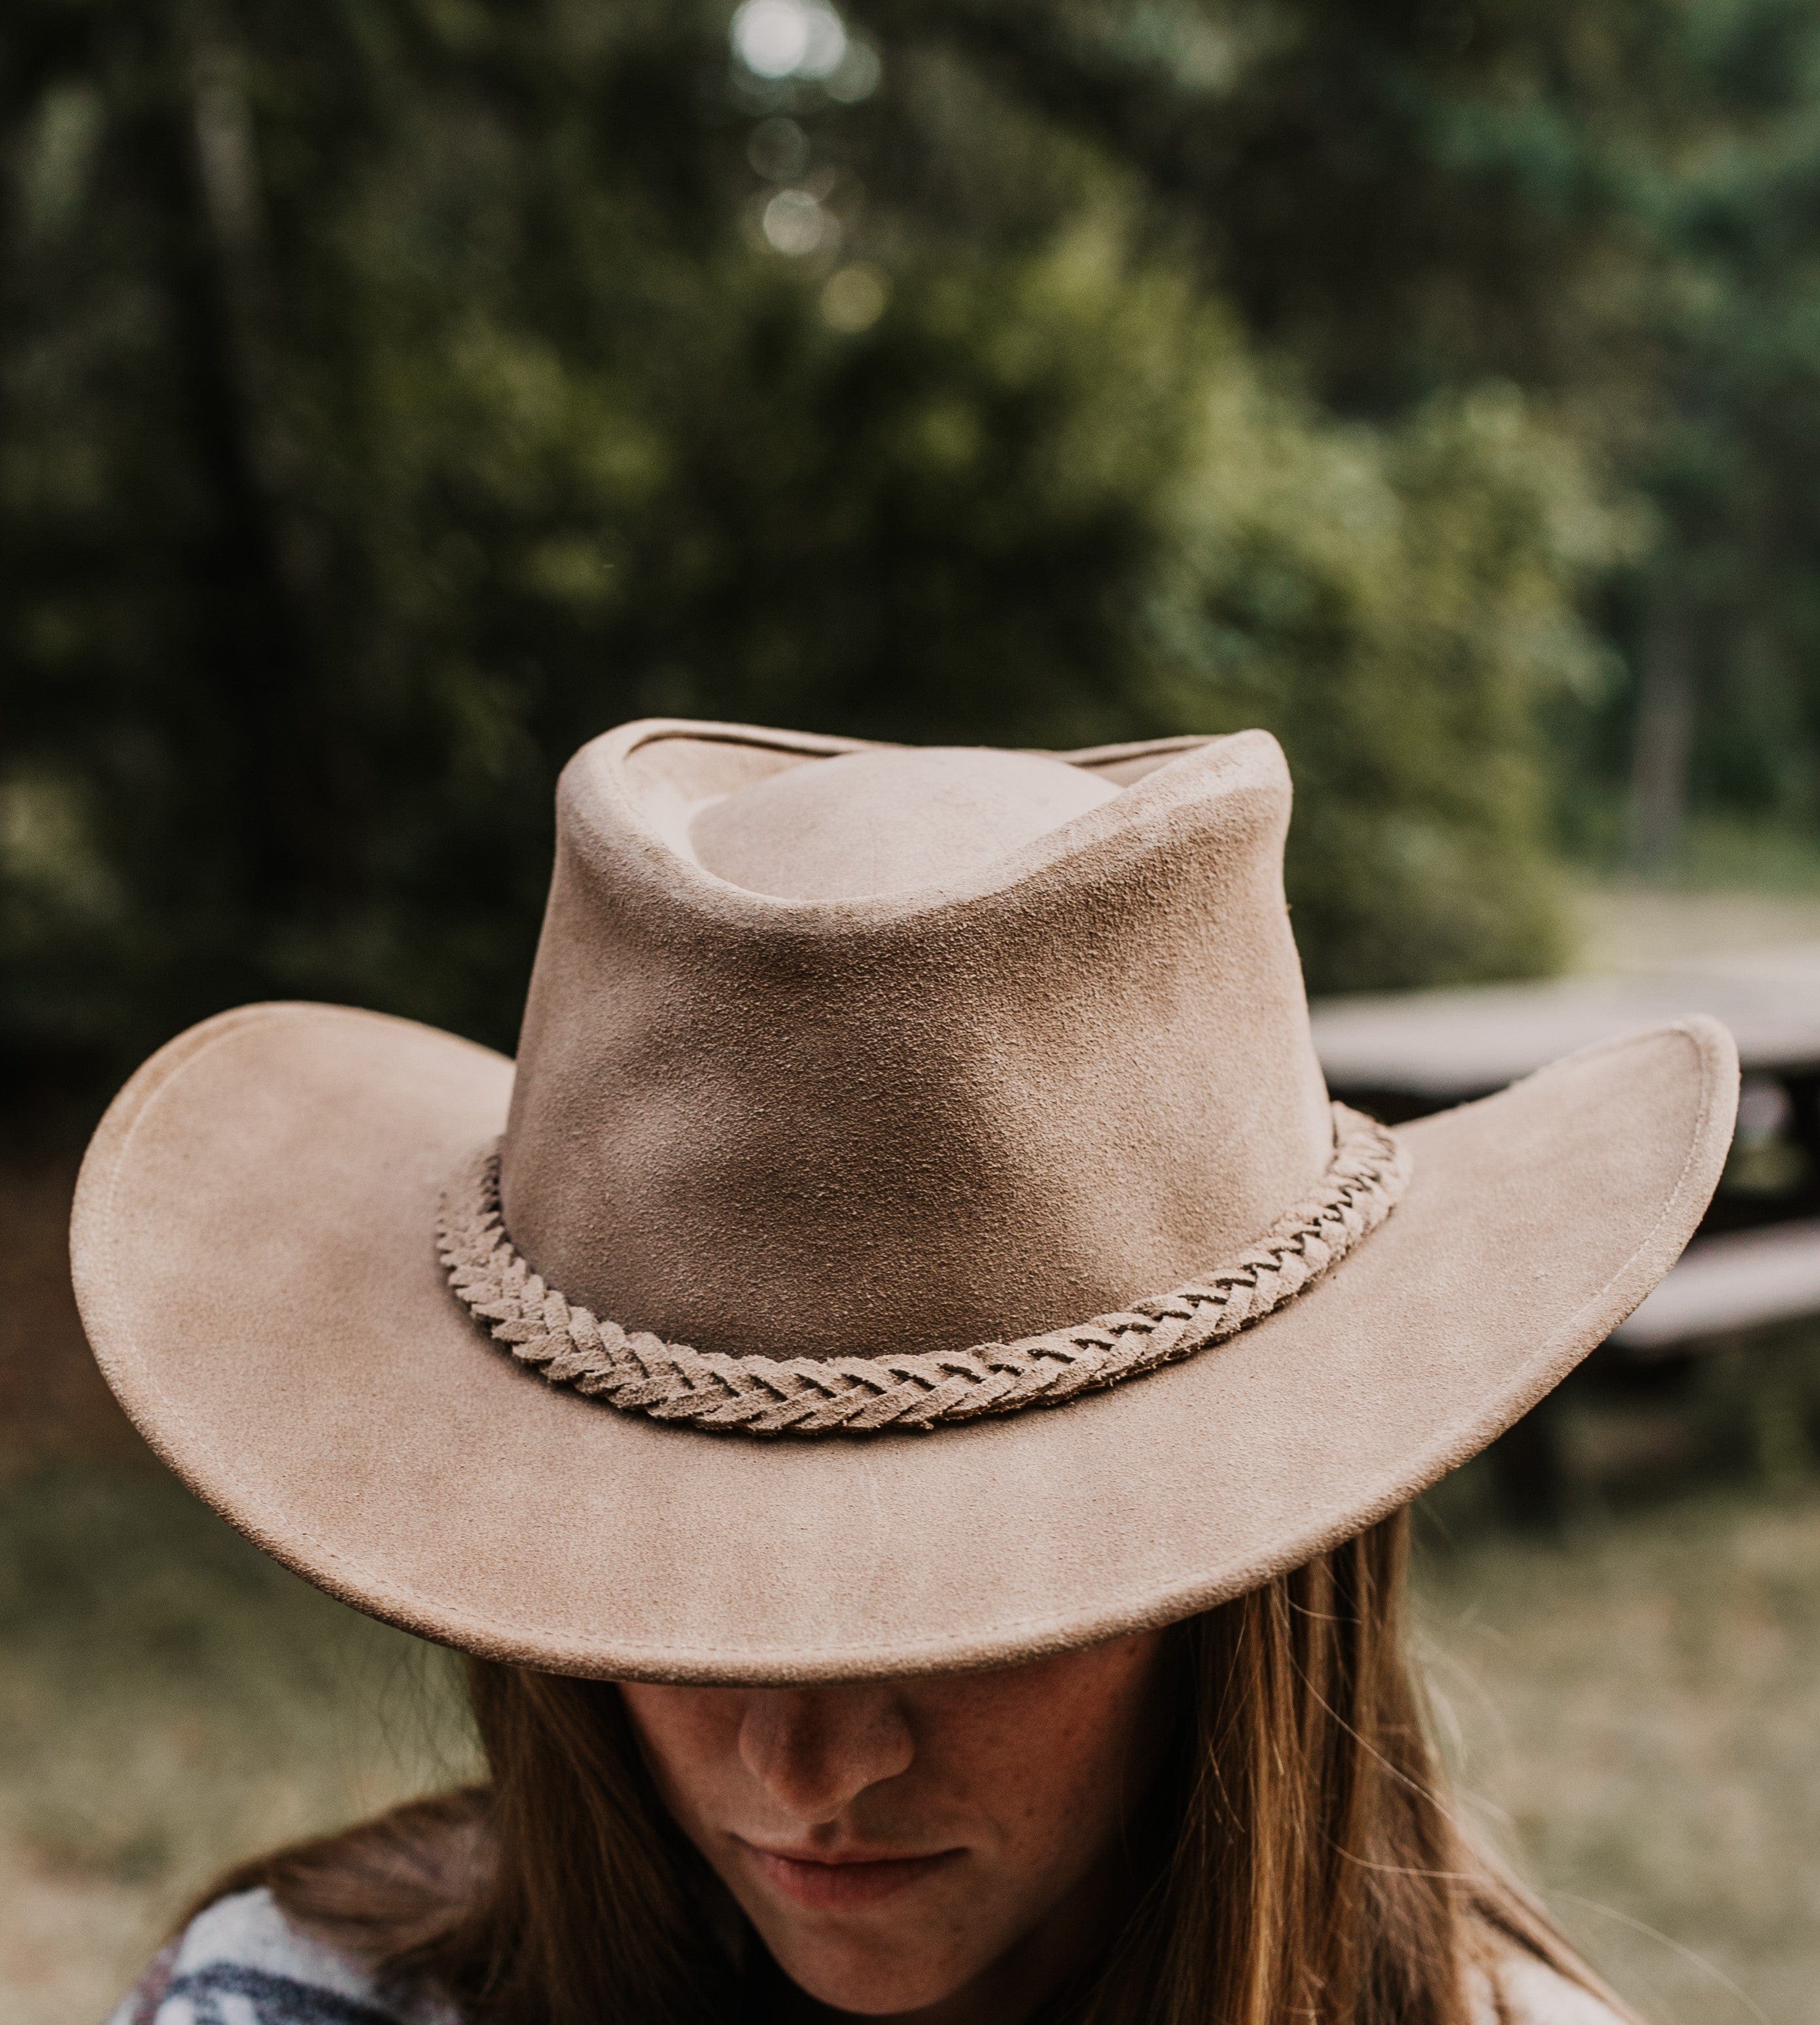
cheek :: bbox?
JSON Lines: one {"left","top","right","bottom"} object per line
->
{"left": 941, "top": 1638, "right": 1168, "bottom": 1876}
{"left": 618, "top": 1683, "right": 742, "bottom": 1836}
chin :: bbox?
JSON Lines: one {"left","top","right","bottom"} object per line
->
{"left": 764, "top": 1927, "right": 980, "bottom": 2016}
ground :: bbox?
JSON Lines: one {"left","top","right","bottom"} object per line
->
{"left": 1422, "top": 1492, "right": 1820, "bottom": 2023}
{"left": 0, "top": 1464, "right": 472, "bottom": 2022}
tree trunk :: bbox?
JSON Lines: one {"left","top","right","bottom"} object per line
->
{"left": 1628, "top": 584, "right": 1697, "bottom": 875}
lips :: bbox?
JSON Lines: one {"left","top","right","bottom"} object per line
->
{"left": 741, "top": 1840, "right": 964, "bottom": 1910}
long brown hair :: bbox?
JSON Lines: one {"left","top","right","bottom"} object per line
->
{"left": 204, "top": 1513, "right": 1607, "bottom": 2022}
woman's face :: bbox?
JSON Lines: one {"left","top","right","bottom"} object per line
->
{"left": 621, "top": 1632, "right": 1172, "bottom": 2021}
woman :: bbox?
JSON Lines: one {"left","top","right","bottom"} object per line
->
{"left": 82, "top": 721, "right": 1735, "bottom": 2024}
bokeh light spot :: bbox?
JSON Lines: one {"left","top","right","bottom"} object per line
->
{"left": 824, "top": 39, "right": 882, "bottom": 103}
{"left": 762, "top": 188, "right": 828, "bottom": 256}
{"left": 731, "top": 0, "right": 849, "bottom": 82}
{"left": 822, "top": 264, "right": 889, "bottom": 332}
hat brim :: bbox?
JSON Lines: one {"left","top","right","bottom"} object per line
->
{"left": 72, "top": 1002, "right": 1736, "bottom": 1685}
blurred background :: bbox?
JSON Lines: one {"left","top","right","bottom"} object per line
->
{"left": 8, "top": 0, "right": 1820, "bottom": 2017}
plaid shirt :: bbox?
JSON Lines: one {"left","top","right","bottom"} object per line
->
{"left": 106, "top": 1890, "right": 453, "bottom": 2025}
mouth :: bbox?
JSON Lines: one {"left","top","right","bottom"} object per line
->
{"left": 739, "top": 1839, "right": 965, "bottom": 1910}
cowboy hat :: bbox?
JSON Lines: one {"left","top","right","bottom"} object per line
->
{"left": 71, "top": 720, "right": 1737, "bottom": 1684}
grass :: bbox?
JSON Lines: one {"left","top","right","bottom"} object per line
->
{"left": 1420, "top": 1485, "right": 1820, "bottom": 2025}
{"left": 1566, "top": 814, "right": 1820, "bottom": 977}
{"left": 0, "top": 1462, "right": 475, "bottom": 2025}
{"left": 1566, "top": 811, "right": 1820, "bottom": 902}
{"left": 1572, "top": 879, "right": 1820, "bottom": 976}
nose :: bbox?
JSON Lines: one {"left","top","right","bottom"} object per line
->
{"left": 737, "top": 1685, "right": 915, "bottom": 1823}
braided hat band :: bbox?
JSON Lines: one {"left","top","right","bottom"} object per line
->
{"left": 435, "top": 1104, "right": 1409, "bottom": 1439}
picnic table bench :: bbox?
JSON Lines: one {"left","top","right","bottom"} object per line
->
{"left": 1310, "top": 947, "right": 1820, "bottom": 1517}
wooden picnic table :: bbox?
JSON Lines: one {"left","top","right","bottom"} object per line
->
{"left": 1310, "top": 948, "right": 1820, "bottom": 1517}
{"left": 1312, "top": 945, "right": 1820, "bottom": 1102}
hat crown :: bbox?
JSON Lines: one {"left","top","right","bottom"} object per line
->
{"left": 500, "top": 720, "right": 1333, "bottom": 1363}
{"left": 690, "top": 745, "right": 1120, "bottom": 901}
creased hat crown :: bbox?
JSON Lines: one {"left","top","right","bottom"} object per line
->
{"left": 499, "top": 721, "right": 1333, "bottom": 1365}
{"left": 689, "top": 745, "right": 1120, "bottom": 900}
{"left": 506, "top": 720, "right": 1328, "bottom": 1369}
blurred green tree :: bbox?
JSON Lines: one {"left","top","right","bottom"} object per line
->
{"left": 1619, "top": 0, "right": 1820, "bottom": 863}
{"left": 917, "top": 0, "right": 1820, "bottom": 872}
{"left": 0, "top": 0, "right": 1619, "bottom": 1081}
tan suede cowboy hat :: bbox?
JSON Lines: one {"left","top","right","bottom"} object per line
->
{"left": 71, "top": 720, "right": 1738, "bottom": 1685}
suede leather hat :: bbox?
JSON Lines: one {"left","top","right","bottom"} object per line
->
{"left": 71, "top": 719, "right": 1738, "bottom": 1685}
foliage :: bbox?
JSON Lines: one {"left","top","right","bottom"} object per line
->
{"left": 860, "top": 1, "right": 1820, "bottom": 865}
{"left": 1635, "top": 0, "right": 1820, "bottom": 830}
{"left": 1153, "top": 380, "right": 1619, "bottom": 988}
{"left": 0, "top": 1, "right": 1662, "bottom": 1078}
